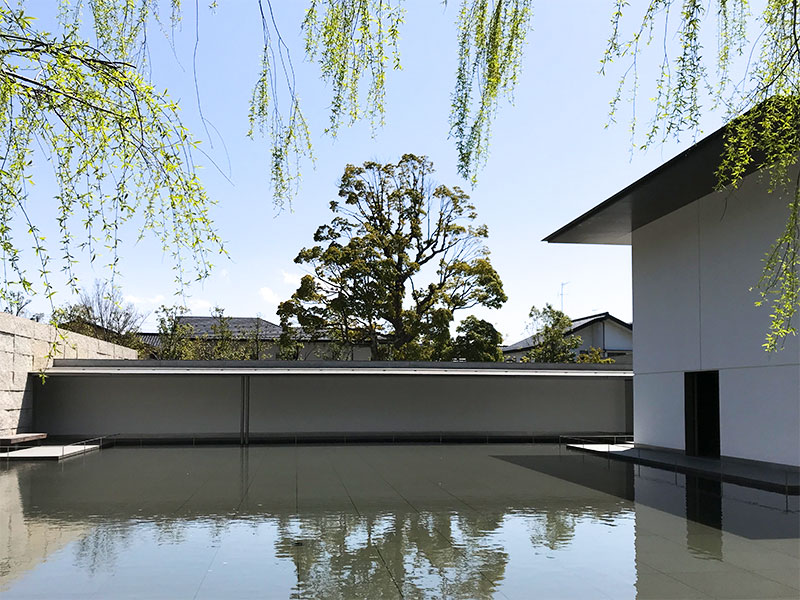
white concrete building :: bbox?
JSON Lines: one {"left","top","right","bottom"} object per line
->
{"left": 546, "top": 127, "right": 800, "bottom": 467}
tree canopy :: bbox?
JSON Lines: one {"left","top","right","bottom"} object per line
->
{"left": 576, "top": 346, "right": 615, "bottom": 365}
{"left": 449, "top": 315, "right": 504, "bottom": 362}
{"left": 152, "top": 305, "right": 266, "bottom": 360}
{"left": 278, "top": 154, "right": 506, "bottom": 359}
{"left": 153, "top": 305, "right": 198, "bottom": 361}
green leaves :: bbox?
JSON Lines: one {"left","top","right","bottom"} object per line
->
{"left": 526, "top": 304, "right": 581, "bottom": 364}
{"left": 451, "top": 0, "right": 532, "bottom": 184}
{"left": 757, "top": 180, "right": 800, "bottom": 351}
{"left": 602, "top": 1, "right": 800, "bottom": 351}
{"left": 281, "top": 154, "right": 505, "bottom": 359}
{"left": 576, "top": 347, "right": 615, "bottom": 364}
{"left": 155, "top": 305, "right": 197, "bottom": 360}
{"left": 286, "top": 0, "right": 534, "bottom": 194}
{"left": 449, "top": 315, "right": 503, "bottom": 361}
{"left": 0, "top": 2, "right": 223, "bottom": 312}
{"left": 303, "top": 0, "right": 404, "bottom": 136}
{"left": 0, "top": 1, "right": 535, "bottom": 311}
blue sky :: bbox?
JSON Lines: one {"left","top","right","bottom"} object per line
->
{"left": 22, "top": 1, "right": 730, "bottom": 342}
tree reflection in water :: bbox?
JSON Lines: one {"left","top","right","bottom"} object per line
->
{"left": 271, "top": 511, "right": 510, "bottom": 599}
{"left": 528, "top": 510, "right": 577, "bottom": 551}
{"left": 73, "top": 524, "right": 132, "bottom": 575}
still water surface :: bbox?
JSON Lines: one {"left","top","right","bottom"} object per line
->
{"left": 1, "top": 444, "right": 798, "bottom": 599}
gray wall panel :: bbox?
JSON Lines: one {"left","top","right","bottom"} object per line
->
{"left": 34, "top": 375, "right": 241, "bottom": 438}
{"left": 249, "top": 375, "right": 627, "bottom": 435}
{"left": 34, "top": 371, "right": 630, "bottom": 440}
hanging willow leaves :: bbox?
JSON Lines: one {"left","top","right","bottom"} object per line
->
{"left": 602, "top": 0, "right": 800, "bottom": 350}
{"left": 0, "top": 1, "right": 223, "bottom": 309}
{"left": 450, "top": 0, "right": 532, "bottom": 184}
{"left": 302, "top": 0, "right": 404, "bottom": 136}
{"left": 248, "top": 0, "right": 313, "bottom": 209}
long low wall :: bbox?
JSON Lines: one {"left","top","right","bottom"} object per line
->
{"left": 33, "top": 361, "right": 633, "bottom": 442}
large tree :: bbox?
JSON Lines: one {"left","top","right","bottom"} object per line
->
{"left": 278, "top": 154, "right": 506, "bottom": 359}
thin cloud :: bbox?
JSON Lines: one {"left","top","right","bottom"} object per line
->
{"left": 281, "top": 270, "right": 302, "bottom": 287}
{"left": 259, "top": 286, "right": 281, "bottom": 305}
{"left": 187, "top": 299, "right": 213, "bottom": 314}
{"left": 124, "top": 294, "right": 165, "bottom": 306}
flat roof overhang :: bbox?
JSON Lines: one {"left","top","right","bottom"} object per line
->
{"left": 544, "top": 125, "right": 763, "bottom": 245}
{"left": 40, "top": 359, "right": 632, "bottom": 378}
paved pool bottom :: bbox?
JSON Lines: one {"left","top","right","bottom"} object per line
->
{"left": 1, "top": 444, "right": 798, "bottom": 599}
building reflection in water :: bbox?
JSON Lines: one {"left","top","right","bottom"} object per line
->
{"left": 684, "top": 475, "right": 722, "bottom": 558}
{"left": 0, "top": 464, "right": 89, "bottom": 590}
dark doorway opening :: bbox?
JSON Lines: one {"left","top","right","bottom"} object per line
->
{"left": 684, "top": 371, "right": 720, "bottom": 458}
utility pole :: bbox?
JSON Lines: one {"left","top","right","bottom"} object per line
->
{"left": 559, "top": 281, "right": 569, "bottom": 312}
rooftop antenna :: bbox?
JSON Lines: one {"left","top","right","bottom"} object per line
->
{"left": 559, "top": 281, "right": 569, "bottom": 312}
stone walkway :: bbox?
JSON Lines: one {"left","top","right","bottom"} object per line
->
{"left": 0, "top": 444, "right": 99, "bottom": 461}
{"left": 566, "top": 442, "right": 800, "bottom": 494}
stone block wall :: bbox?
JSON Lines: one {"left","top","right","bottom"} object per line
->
{"left": 0, "top": 313, "right": 138, "bottom": 436}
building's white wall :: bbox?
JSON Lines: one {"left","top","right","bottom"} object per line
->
{"left": 632, "top": 170, "right": 800, "bottom": 465}
{"left": 502, "top": 350, "right": 525, "bottom": 362}
{"left": 506, "top": 319, "right": 633, "bottom": 363}
{"left": 573, "top": 320, "right": 633, "bottom": 365}
{"left": 605, "top": 321, "right": 633, "bottom": 351}
{"left": 632, "top": 201, "right": 701, "bottom": 376}
{"left": 721, "top": 365, "right": 800, "bottom": 466}
{"left": 697, "top": 181, "right": 799, "bottom": 370}
{"left": 351, "top": 345, "right": 372, "bottom": 361}
{"left": 576, "top": 323, "right": 600, "bottom": 350}
{"left": 633, "top": 372, "right": 685, "bottom": 451}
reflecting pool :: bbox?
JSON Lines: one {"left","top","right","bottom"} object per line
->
{"left": 1, "top": 444, "right": 798, "bottom": 599}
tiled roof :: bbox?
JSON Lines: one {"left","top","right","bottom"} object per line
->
{"left": 138, "top": 317, "right": 283, "bottom": 347}
{"left": 501, "top": 334, "right": 538, "bottom": 353}
{"left": 137, "top": 316, "right": 357, "bottom": 347}
{"left": 175, "top": 316, "right": 283, "bottom": 339}
{"left": 139, "top": 333, "right": 161, "bottom": 347}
